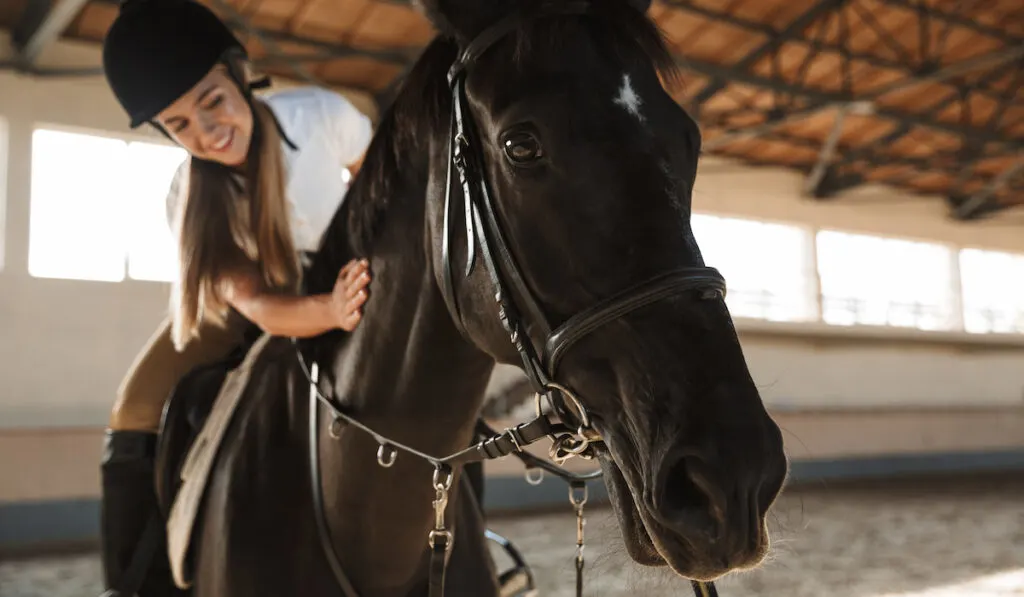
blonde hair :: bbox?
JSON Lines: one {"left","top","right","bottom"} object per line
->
{"left": 169, "top": 97, "right": 300, "bottom": 351}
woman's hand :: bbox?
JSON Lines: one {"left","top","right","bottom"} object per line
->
{"left": 331, "top": 258, "right": 371, "bottom": 331}
{"left": 221, "top": 259, "right": 372, "bottom": 338}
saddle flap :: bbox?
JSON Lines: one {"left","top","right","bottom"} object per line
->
{"left": 156, "top": 359, "right": 236, "bottom": 519}
{"left": 156, "top": 333, "right": 272, "bottom": 590}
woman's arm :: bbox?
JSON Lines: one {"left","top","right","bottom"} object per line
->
{"left": 222, "top": 259, "right": 371, "bottom": 338}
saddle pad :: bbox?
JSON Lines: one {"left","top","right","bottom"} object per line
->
{"left": 166, "top": 332, "right": 272, "bottom": 589}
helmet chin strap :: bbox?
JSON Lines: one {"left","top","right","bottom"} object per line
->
{"left": 244, "top": 88, "right": 299, "bottom": 152}
{"left": 226, "top": 54, "right": 299, "bottom": 152}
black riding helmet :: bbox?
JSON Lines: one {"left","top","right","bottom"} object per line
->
{"left": 102, "top": 0, "right": 266, "bottom": 129}
{"left": 103, "top": 0, "right": 296, "bottom": 152}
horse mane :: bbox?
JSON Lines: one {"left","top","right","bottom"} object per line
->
{"left": 306, "top": 37, "right": 458, "bottom": 293}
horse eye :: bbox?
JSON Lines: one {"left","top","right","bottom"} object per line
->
{"left": 501, "top": 132, "right": 544, "bottom": 165}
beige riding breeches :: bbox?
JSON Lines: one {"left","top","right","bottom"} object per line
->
{"left": 110, "top": 315, "right": 248, "bottom": 432}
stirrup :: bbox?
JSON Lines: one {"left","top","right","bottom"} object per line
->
{"left": 498, "top": 568, "right": 537, "bottom": 597}
{"left": 486, "top": 529, "right": 537, "bottom": 597}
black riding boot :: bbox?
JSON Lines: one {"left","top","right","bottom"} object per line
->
{"left": 99, "top": 430, "right": 183, "bottom": 597}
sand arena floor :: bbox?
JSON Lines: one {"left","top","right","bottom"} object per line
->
{"left": 2, "top": 473, "right": 1022, "bottom": 597}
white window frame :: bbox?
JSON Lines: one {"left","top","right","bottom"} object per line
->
{"left": 958, "top": 247, "right": 1024, "bottom": 335}
{"left": 26, "top": 123, "right": 184, "bottom": 284}
{"left": 123, "top": 138, "right": 187, "bottom": 283}
{"left": 815, "top": 228, "right": 959, "bottom": 332}
{"left": 691, "top": 211, "right": 818, "bottom": 323}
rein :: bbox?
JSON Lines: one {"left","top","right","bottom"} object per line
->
{"left": 295, "top": 3, "right": 725, "bottom": 596}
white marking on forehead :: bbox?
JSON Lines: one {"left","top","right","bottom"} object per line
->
{"left": 613, "top": 74, "right": 644, "bottom": 123}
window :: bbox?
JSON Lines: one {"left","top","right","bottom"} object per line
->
{"left": 959, "top": 248, "right": 1024, "bottom": 334}
{"left": 125, "top": 142, "right": 186, "bottom": 282}
{"left": 691, "top": 213, "right": 816, "bottom": 322}
{"left": 816, "top": 230, "right": 956, "bottom": 331}
{"left": 28, "top": 128, "right": 185, "bottom": 282}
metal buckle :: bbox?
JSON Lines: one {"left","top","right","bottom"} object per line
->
{"left": 430, "top": 466, "right": 455, "bottom": 552}
{"left": 505, "top": 424, "right": 527, "bottom": 452}
{"left": 428, "top": 529, "right": 454, "bottom": 552}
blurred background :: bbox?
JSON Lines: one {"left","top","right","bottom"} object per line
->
{"left": 0, "top": 0, "right": 1022, "bottom": 595}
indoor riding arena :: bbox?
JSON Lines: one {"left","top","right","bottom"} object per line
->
{"left": 1, "top": 1, "right": 1022, "bottom": 596}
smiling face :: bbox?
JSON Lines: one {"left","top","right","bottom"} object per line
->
{"left": 155, "top": 65, "right": 254, "bottom": 167}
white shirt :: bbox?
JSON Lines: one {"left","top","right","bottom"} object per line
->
{"left": 165, "top": 86, "right": 373, "bottom": 253}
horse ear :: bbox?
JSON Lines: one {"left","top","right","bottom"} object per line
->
{"left": 413, "top": 0, "right": 510, "bottom": 44}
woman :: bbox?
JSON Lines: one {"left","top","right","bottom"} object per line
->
{"left": 98, "top": 0, "right": 373, "bottom": 593}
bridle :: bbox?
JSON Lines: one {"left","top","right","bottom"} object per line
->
{"left": 295, "top": 3, "right": 726, "bottom": 597}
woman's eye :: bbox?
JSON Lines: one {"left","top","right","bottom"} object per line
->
{"left": 501, "top": 131, "right": 544, "bottom": 165}
{"left": 204, "top": 96, "right": 224, "bottom": 111}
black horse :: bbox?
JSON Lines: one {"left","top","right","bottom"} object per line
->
{"left": 154, "top": 1, "right": 789, "bottom": 595}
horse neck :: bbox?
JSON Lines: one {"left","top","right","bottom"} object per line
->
{"left": 315, "top": 150, "right": 496, "bottom": 593}
{"left": 328, "top": 217, "right": 495, "bottom": 445}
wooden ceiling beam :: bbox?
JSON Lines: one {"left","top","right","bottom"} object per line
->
{"left": 804, "top": 104, "right": 855, "bottom": 198}
{"left": 89, "top": 0, "right": 415, "bottom": 68}
{"left": 876, "top": 0, "right": 1022, "bottom": 46}
{"left": 702, "top": 101, "right": 873, "bottom": 152}
{"left": 686, "top": 0, "right": 847, "bottom": 108}
{"left": 665, "top": 0, "right": 1013, "bottom": 107}
{"left": 677, "top": 43, "right": 1024, "bottom": 151}
{"left": 12, "top": 0, "right": 90, "bottom": 66}
{"left": 748, "top": 129, "right": 1007, "bottom": 172}
{"left": 833, "top": 70, "right": 1014, "bottom": 163}
{"left": 208, "top": 0, "right": 320, "bottom": 85}
{"left": 944, "top": 66, "right": 1024, "bottom": 200}
{"left": 952, "top": 157, "right": 1024, "bottom": 220}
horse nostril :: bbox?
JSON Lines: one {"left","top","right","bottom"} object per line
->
{"left": 655, "top": 452, "right": 722, "bottom": 538}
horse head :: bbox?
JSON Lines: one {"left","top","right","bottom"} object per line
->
{"left": 416, "top": 0, "right": 789, "bottom": 581}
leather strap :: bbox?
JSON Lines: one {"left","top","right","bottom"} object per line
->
{"left": 428, "top": 533, "right": 450, "bottom": 597}
{"left": 475, "top": 420, "right": 604, "bottom": 483}
{"left": 544, "top": 268, "right": 726, "bottom": 374}
{"left": 441, "top": 417, "right": 559, "bottom": 467}
{"left": 448, "top": 72, "right": 553, "bottom": 393}
{"left": 308, "top": 368, "right": 361, "bottom": 597}
{"left": 440, "top": 102, "right": 469, "bottom": 337}
{"left": 439, "top": 2, "right": 599, "bottom": 385}
{"left": 575, "top": 552, "right": 584, "bottom": 597}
